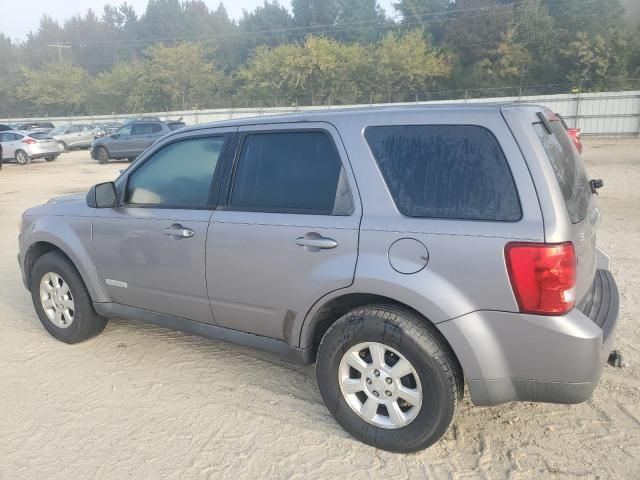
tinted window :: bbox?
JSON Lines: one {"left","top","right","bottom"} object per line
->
{"left": 68, "top": 125, "right": 82, "bottom": 133}
{"left": 116, "top": 124, "right": 133, "bottom": 136}
{"left": 230, "top": 131, "right": 351, "bottom": 215}
{"left": 126, "top": 137, "right": 226, "bottom": 208}
{"left": 365, "top": 125, "right": 521, "bottom": 221}
{"left": 29, "top": 132, "right": 51, "bottom": 140}
{"left": 168, "top": 122, "right": 186, "bottom": 131}
{"left": 533, "top": 120, "right": 590, "bottom": 223}
{"left": 132, "top": 123, "right": 163, "bottom": 135}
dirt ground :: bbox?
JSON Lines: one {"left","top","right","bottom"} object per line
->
{"left": 0, "top": 138, "right": 639, "bottom": 479}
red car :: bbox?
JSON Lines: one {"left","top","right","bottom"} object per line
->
{"left": 558, "top": 114, "right": 583, "bottom": 153}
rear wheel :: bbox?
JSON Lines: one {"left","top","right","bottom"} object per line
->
{"left": 15, "top": 150, "right": 30, "bottom": 165}
{"left": 95, "top": 146, "right": 109, "bottom": 164}
{"left": 30, "top": 252, "right": 108, "bottom": 343}
{"left": 56, "top": 141, "right": 67, "bottom": 153}
{"left": 44, "top": 155, "right": 57, "bottom": 162}
{"left": 316, "top": 305, "right": 459, "bottom": 453}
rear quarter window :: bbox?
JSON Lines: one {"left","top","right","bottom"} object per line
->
{"left": 533, "top": 119, "right": 590, "bottom": 223}
{"left": 365, "top": 125, "right": 521, "bottom": 221}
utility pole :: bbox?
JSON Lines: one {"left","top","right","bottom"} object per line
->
{"left": 47, "top": 44, "right": 71, "bottom": 63}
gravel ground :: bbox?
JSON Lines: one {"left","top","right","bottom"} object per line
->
{"left": 0, "top": 139, "right": 638, "bottom": 479}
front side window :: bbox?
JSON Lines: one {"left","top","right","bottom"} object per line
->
{"left": 68, "top": 125, "right": 82, "bottom": 133}
{"left": 126, "top": 136, "right": 226, "bottom": 208}
{"left": 230, "top": 131, "right": 353, "bottom": 215}
{"left": 365, "top": 125, "right": 521, "bottom": 221}
{"left": 116, "top": 124, "right": 133, "bottom": 136}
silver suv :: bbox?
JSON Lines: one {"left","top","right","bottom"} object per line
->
{"left": 18, "top": 105, "right": 619, "bottom": 452}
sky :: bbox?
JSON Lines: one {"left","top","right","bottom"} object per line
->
{"left": 0, "top": 0, "right": 397, "bottom": 42}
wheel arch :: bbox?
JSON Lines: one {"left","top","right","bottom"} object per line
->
{"left": 23, "top": 231, "right": 107, "bottom": 303}
{"left": 301, "top": 292, "right": 464, "bottom": 396}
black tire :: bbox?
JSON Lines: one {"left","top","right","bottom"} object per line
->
{"left": 56, "top": 141, "right": 67, "bottom": 153}
{"left": 15, "top": 150, "right": 30, "bottom": 165}
{"left": 96, "top": 146, "right": 109, "bottom": 164}
{"left": 44, "top": 155, "right": 57, "bottom": 162}
{"left": 30, "top": 251, "right": 108, "bottom": 344}
{"left": 316, "top": 305, "right": 459, "bottom": 453}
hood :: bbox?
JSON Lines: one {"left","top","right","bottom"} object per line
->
{"left": 47, "top": 192, "right": 86, "bottom": 204}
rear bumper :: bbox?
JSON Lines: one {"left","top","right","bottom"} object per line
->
{"left": 439, "top": 268, "right": 619, "bottom": 406}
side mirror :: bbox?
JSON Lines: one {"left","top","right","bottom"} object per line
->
{"left": 87, "top": 182, "right": 117, "bottom": 208}
{"left": 110, "top": 133, "right": 120, "bottom": 139}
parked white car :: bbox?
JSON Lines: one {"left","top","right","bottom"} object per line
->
{"left": 0, "top": 130, "right": 60, "bottom": 165}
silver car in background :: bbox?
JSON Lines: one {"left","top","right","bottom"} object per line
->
{"left": 0, "top": 130, "right": 59, "bottom": 165}
{"left": 49, "top": 124, "right": 98, "bottom": 152}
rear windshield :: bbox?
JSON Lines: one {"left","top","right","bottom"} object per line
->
{"left": 533, "top": 117, "right": 590, "bottom": 223}
{"left": 29, "top": 132, "right": 52, "bottom": 140}
{"left": 365, "top": 125, "right": 521, "bottom": 221}
{"left": 168, "top": 122, "right": 186, "bottom": 131}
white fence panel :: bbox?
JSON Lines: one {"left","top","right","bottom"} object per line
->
{"left": 6, "top": 90, "right": 640, "bottom": 136}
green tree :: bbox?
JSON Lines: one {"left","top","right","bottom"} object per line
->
{"left": 142, "top": 43, "right": 227, "bottom": 110}
{"left": 17, "top": 63, "right": 90, "bottom": 115}
{"left": 393, "top": 0, "right": 450, "bottom": 41}
{"left": 239, "top": 1, "right": 294, "bottom": 50}
{"left": 292, "top": 0, "right": 339, "bottom": 28}
{"left": 563, "top": 31, "right": 629, "bottom": 90}
{"left": 92, "top": 62, "right": 145, "bottom": 113}
{"left": 335, "top": 0, "right": 389, "bottom": 43}
{"left": 373, "top": 30, "right": 452, "bottom": 101}
{"left": 0, "top": 35, "right": 18, "bottom": 116}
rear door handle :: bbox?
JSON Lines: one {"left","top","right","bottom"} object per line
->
{"left": 165, "top": 223, "right": 194, "bottom": 239}
{"left": 296, "top": 232, "right": 338, "bottom": 250}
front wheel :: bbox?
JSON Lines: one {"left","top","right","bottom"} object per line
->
{"left": 45, "top": 155, "right": 57, "bottom": 162}
{"left": 15, "top": 150, "right": 30, "bottom": 165}
{"left": 316, "top": 305, "right": 460, "bottom": 453}
{"left": 95, "top": 146, "right": 109, "bottom": 164}
{"left": 30, "top": 252, "right": 108, "bottom": 343}
{"left": 56, "top": 141, "right": 66, "bottom": 153}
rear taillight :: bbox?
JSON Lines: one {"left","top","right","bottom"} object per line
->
{"left": 505, "top": 242, "right": 576, "bottom": 315}
{"left": 22, "top": 138, "right": 36, "bottom": 145}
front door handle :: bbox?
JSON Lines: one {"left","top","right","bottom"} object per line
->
{"left": 165, "top": 223, "right": 194, "bottom": 239}
{"left": 296, "top": 232, "right": 338, "bottom": 251}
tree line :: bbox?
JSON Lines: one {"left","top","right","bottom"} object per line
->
{"left": 0, "top": 0, "right": 639, "bottom": 117}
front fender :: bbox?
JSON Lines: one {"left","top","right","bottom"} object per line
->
{"left": 21, "top": 215, "right": 107, "bottom": 303}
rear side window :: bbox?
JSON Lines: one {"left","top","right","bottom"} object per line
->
{"left": 533, "top": 118, "right": 590, "bottom": 223}
{"left": 168, "top": 122, "right": 186, "bottom": 131}
{"left": 365, "top": 125, "right": 521, "bottom": 221}
{"left": 230, "top": 131, "right": 353, "bottom": 215}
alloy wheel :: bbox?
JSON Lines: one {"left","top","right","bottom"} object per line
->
{"left": 39, "top": 272, "right": 75, "bottom": 329}
{"left": 338, "top": 342, "right": 423, "bottom": 429}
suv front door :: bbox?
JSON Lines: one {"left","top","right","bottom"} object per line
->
{"left": 92, "top": 128, "right": 234, "bottom": 323}
{"left": 207, "top": 123, "right": 361, "bottom": 342}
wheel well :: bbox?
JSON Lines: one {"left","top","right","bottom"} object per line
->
{"left": 24, "top": 242, "right": 73, "bottom": 290}
{"left": 308, "top": 293, "right": 464, "bottom": 398}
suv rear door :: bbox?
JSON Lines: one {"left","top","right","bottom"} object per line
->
{"left": 206, "top": 123, "right": 361, "bottom": 341}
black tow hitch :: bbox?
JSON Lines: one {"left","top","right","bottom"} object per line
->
{"left": 608, "top": 350, "right": 624, "bottom": 368}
